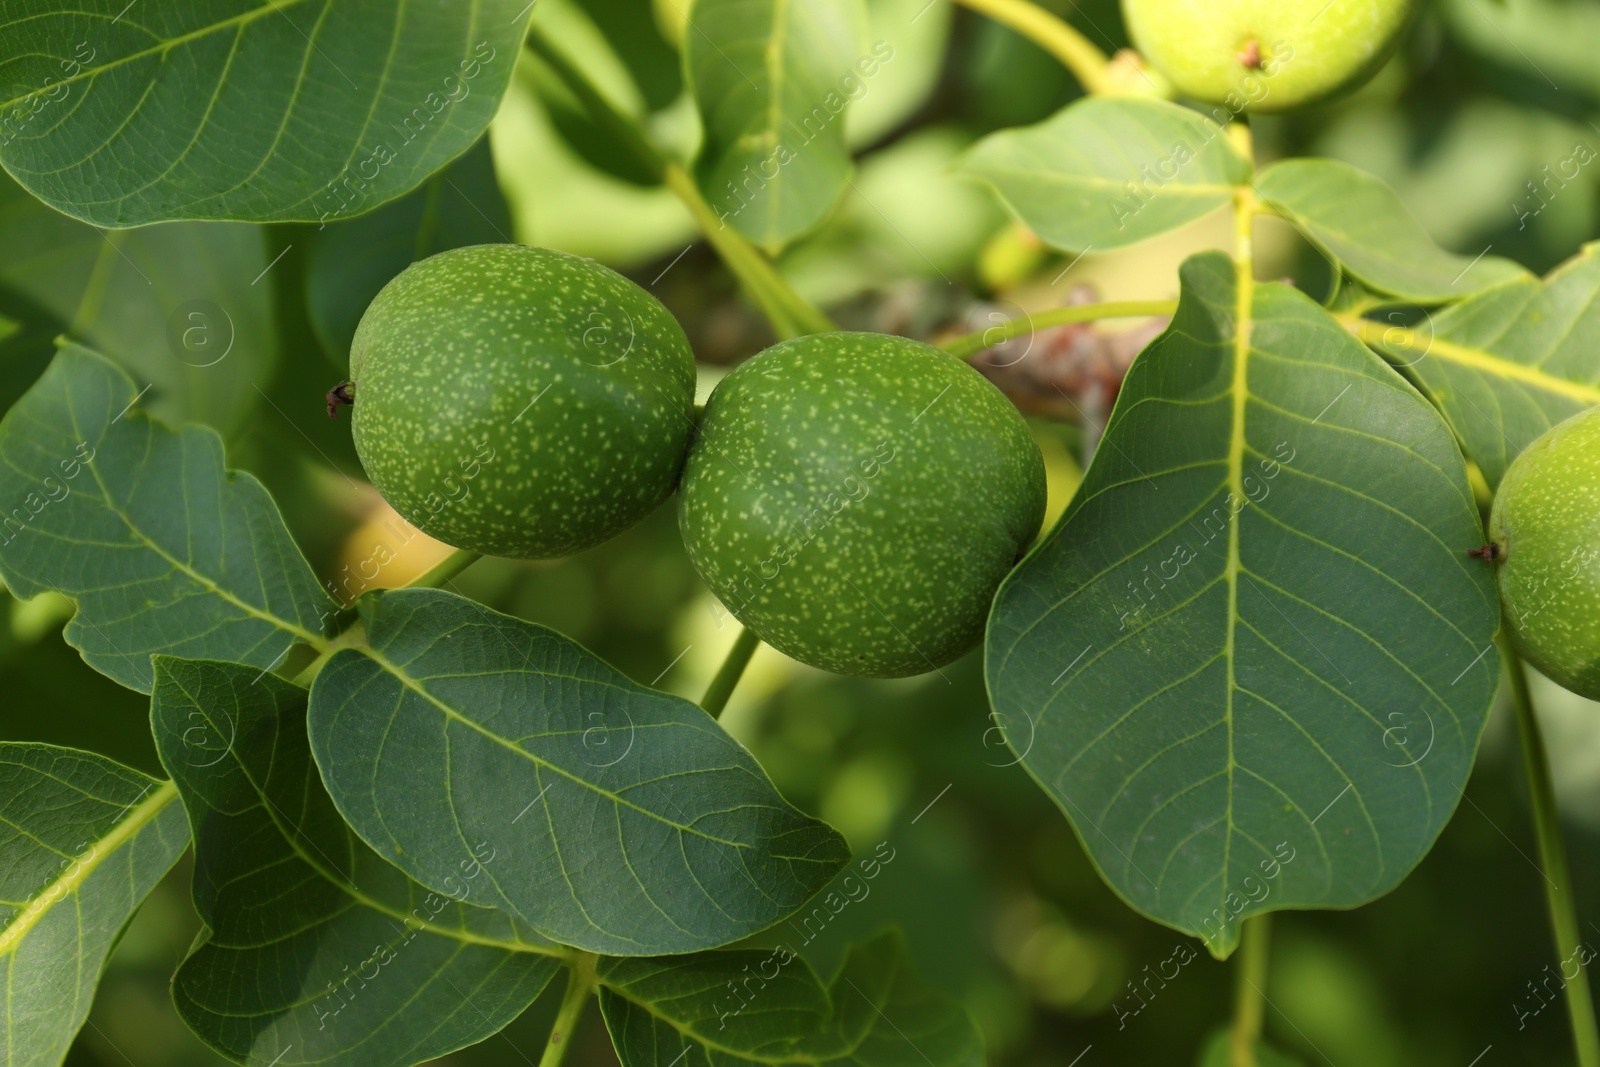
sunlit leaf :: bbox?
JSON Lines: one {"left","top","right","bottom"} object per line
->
{"left": 844, "top": 0, "right": 950, "bottom": 148}
{"left": 955, "top": 97, "right": 1251, "bottom": 253}
{"left": 685, "top": 0, "right": 869, "bottom": 253}
{"left": 1257, "top": 158, "right": 1526, "bottom": 303}
{"left": 308, "top": 587, "right": 850, "bottom": 956}
{"left": 0, "top": 1, "right": 533, "bottom": 226}
{"left": 1363, "top": 242, "right": 1600, "bottom": 488}
{"left": 598, "top": 930, "right": 983, "bottom": 1065}
{"left": 152, "top": 657, "right": 564, "bottom": 1067}
{"left": 0, "top": 743, "right": 188, "bottom": 1067}
{"left": 987, "top": 252, "right": 1500, "bottom": 956}
{"left": 0, "top": 344, "right": 337, "bottom": 692}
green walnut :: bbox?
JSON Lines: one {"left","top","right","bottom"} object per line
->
{"left": 1489, "top": 408, "right": 1600, "bottom": 700}
{"left": 348, "top": 244, "right": 695, "bottom": 559}
{"left": 1122, "top": 0, "right": 1416, "bottom": 113}
{"left": 679, "top": 332, "right": 1047, "bottom": 677}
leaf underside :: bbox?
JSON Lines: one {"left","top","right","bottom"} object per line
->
{"left": 0, "top": 345, "right": 337, "bottom": 693}
{"left": 0, "top": 1, "right": 533, "bottom": 226}
{"left": 308, "top": 588, "right": 851, "bottom": 957}
{"left": 986, "top": 251, "right": 1500, "bottom": 956}
{"left": 955, "top": 96, "right": 1252, "bottom": 253}
{"left": 152, "top": 657, "right": 562, "bottom": 1067}
{"left": 686, "top": 0, "right": 867, "bottom": 253}
{"left": 1257, "top": 158, "right": 1526, "bottom": 304}
{"left": 0, "top": 171, "right": 276, "bottom": 432}
{"left": 1370, "top": 240, "right": 1600, "bottom": 488}
{"left": 0, "top": 743, "right": 188, "bottom": 1067}
{"left": 598, "top": 929, "right": 984, "bottom": 1066}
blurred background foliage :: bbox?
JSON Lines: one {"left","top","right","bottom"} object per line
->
{"left": 3, "top": 0, "right": 1597, "bottom": 1063}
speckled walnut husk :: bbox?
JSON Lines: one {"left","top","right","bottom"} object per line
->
{"left": 1492, "top": 406, "right": 1600, "bottom": 700}
{"left": 350, "top": 244, "right": 695, "bottom": 560}
{"left": 679, "top": 332, "right": 1047, "bottom": 678}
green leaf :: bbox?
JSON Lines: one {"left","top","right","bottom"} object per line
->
{"left": 0, "top": 344, "right": 337, "bottom": 693}
{"left": 0, "top": 171, "right": 277, "bottom": 433}
{"left": 843, "top": 0, "right": 950, "bottom": 148}
{"left": 1196, "top": 1029, "right": 1305, "bottom": 1067}
{"left": 685, "top": 0, "right": 869, "bottom": 253}
{"left": 986, "top": 252, "right": 1500, "bottom": 957}
{"left": 0, "top": 1, "right": 532, "bottom": 227}
{"left": 523, "top": 0, "right": 662, "bottom": 187}
{"left": 1256, "top": 158, "right": 1526, "bottom": 304}
{"left": 531, "top": 67, "right": 660, "bottom": 187}
{"left": 305, "top": 136, "right": 511, "bottom": 361}
{"left": 0, "top": 743, "right": 188, "bottom": 1067}
{"left": 597, "top": 929, "right": 983, "bottom": 1065}
{"left": 151, "top": 657, "right": 564, "bottom": 1067}
{"left": 1364, "top": 242, "right": 1600, "bottom": 488}
{"left": 954, "top": 97, "right": 1251, "bottom": 253}
{"left": 584, "top": 0, "right": 683, "bottom": 112}
{"left": 308, "top": 587, "right": 850, "bottom": 956}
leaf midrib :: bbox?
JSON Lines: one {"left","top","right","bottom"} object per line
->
{"left": 0, "top": 1, "right": 317, "bottom": 111}
{"left": 1411, "top": 332, "right": 1600, "bottom": 404}
{"left": 352, "top": 646, "right": 761, "bottom": 850}
{"left": 165, "top": 672, "right": 567, "bottom": 960}
{"left": 0, "top": 780, "right": 177, "bottom": 956}
{"left": 761, "top": 0, "right": 789, "bottom": 248}
{"left": 1217, "top": 217, "right": 1254, "bottom": 924}
{"left": 603, "top": 960, "right": 899, "bottom": 1064}
{"left": 967, "top": 161, "right": 1239, "bottom": 198}
{"left": 59, "top": 385, "right": 328, "bottom": 652}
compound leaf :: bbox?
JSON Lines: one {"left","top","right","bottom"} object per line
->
{"left": 1257, "top": 158, "right": 1526, "bottom": 304}
{"left": 0, "top": 171, "right": 276, "bottom": 433}
{"left": 955, "top": 97, "right": 1251, "bottom": 253}
{"left": 986, "top": 252, "right": 1500, "bottom": 956}
{"left": 597, "top": 930, "right": 983, "bottom": 1066}
{"left": 304, "top": 135, "right": 511, "bottom": 361}
{"left": 0, "top": 743, "right": 188, "bottom": 1067}
{"left": 0, "top": 344, "right": 337, "bottom": 693}
{"left": 152, "top": 656, "right": 564, "bottom": 1067}
{"left": 686, "top": 0, "right": 868, "bottom": 253}
{"left": 0, "top": 1, "right": 531, "bottom": 227}
{"left": 1363, "top": 241, "right": 1600, "bottom": 488}
{"left": 308, "top": 588, "right": 850, "bottom": 957}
